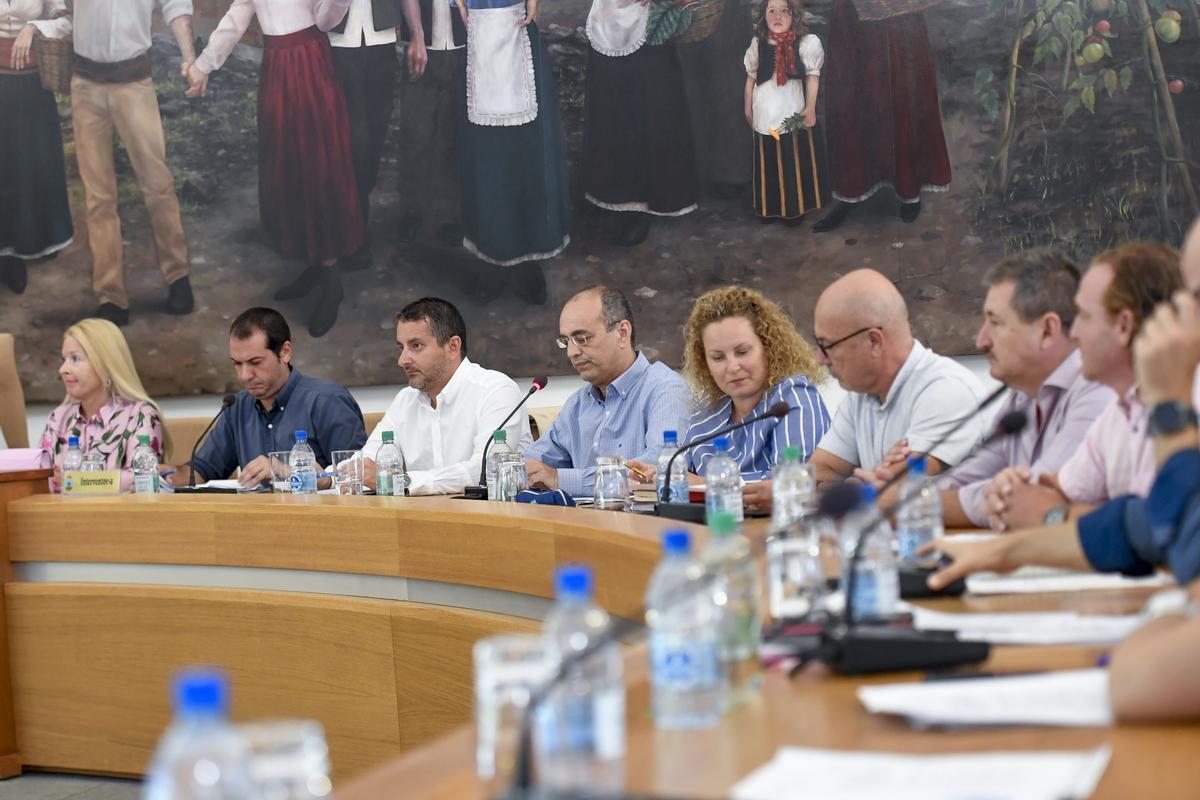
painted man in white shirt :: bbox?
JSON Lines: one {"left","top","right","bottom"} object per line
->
{"left": 362, "top": 297, "right": 533, "bottom": 494}
{"left": 809, "top": 268, "right": 988, "bottom": 484}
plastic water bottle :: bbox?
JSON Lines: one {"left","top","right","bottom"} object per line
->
{"left": 839, "top": 485, "right": 899, "bottom": 623}
{"left": 770, "top": 445, "right": 816, "bottom": 530}
{"left": 536, "top": 564, "right": 625, "bottom": 793}
{"left": 142, "top": 669, "right": 258, "bottom": 800}
{"left": 62, "top": 435, "right": 83, "bottom": 472}
{"left": 655, "top": 430, "right": 689, "bottom": 504}
{"left": 288, "top": 430, "right": 317, "bottom": 495}
{"left": 767, "top": 513, "right": 830, "bottom": 621}
{"left": 485, "top": 430, "right": 513, "bottom": 501}
{"left": 645, "top": 530, "right": 721, "bottom": 730}
{"left": 703, "top": 511, "right": 761, "bottom": 711}
{"left": 132, "top": 434, "right": 159, "bottom": 494}
{"left": 704, "top": 437, "right": 743, "bottom": 523}
{"left": 895, "top": 456, "right": 944, "bottom": 566}
{"left": 374, "top": 431, "right": 406, "bottom": 497}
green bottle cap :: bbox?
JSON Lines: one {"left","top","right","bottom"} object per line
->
{"left": 493, "top": 430, "right": 507, "bottom": 442}
{"left": 708, "top": 510, "right": 737, "bottom": 536}
{"left": 382, "top": 431, "right": 394, "bottom": 443}
{"left": 782, "top": 445, "right": 801, "bottom": 462}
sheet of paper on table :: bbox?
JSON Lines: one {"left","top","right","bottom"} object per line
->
{"left": 966, "top": 565, "right": 1174, "bottom": 595}
{"left": 904, "top": 602, "right": 1146, "bottom": 645}
{"left": 857, "top": 668, "right": 1112, "bottom": 728}
{"left": 731, "top": 745, "right": 1112, "bottom": 800}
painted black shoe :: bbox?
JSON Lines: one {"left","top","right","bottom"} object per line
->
{"left": 899, "top": 199, "right": 922, "bottom": 223}
{"left": 339, "top": 242, "right": 373, "bottom": 273}
{"left": 95, "top": 303, "right": 129, "bottom": 326}
{"left": 307, "top": 268, "right": 343, "bottom": 338}
{"left": 274, "top": 264, "right": 322, "bottom": 301}
{"left": 510, "top": 261, "right": 548, "bottom": 306}
{"left": 0, "top": 257, "right": 26, "bottom": 294}
{"left": 616, "top": 213, "right": 651, "bottom": 247}
{"left": 812, "top": 201, "right": 851, "bottom": 233}
{"left": 165, "top": 276, "right": 194, "bottom": 314}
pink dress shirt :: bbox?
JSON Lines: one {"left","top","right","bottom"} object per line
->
{"left": 1056, "top": 386, "right": 1156, "bottom": 504}
{"left": 195, "top": 0, "right": 353, "bottom": 73}
{"left": 936, "top": 350, "right": 1116, "bottom": 527}
{"left": 39, "top": 396, "right": 165, "bottom": 492}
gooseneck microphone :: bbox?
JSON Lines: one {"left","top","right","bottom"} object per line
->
{"left": 183, "top": 393, "right": 235, "bottom": 488}
{"left": 656, "top": 400, "right": 791, "bottom": 505}
{"left": 463, "top": 376, "right": 548, "bottom": 500}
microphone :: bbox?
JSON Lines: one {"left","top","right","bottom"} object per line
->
{"left": 796, "top": 407, "right": 1029, "bottom": 676}
{"left": 655, "top": 401, "right": 791, "bottom": 521}
{"left": 179, "top": 393, "right": 235, "bottom": 490}
{"left": 462, "top": 376, "right": 548, "bottom": 501}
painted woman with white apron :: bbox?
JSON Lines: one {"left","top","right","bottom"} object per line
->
{"left": 454, "top": 0, "right": 569, "bottom": 302}
{"left": 582, "top": 0, "right": 698, "bottom": 246}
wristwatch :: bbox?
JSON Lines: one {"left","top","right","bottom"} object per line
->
{"left": 1042, "top": 504, "right": 1069, "bottom": 525}
{"left": 1147, "top": 400, "right": 1200, "bottom": 437}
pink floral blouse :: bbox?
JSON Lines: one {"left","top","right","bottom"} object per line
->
{"left": 39, "top": 396, "right": 165, "bottom": 492}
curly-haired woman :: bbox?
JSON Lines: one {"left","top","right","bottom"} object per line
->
{"left": 679, "top": 286, "right": 829, "bottom": 507}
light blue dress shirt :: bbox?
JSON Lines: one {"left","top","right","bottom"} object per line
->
{"left": 684, "top": 374, "right": 830, "bottom": 480}
{"left": 523, "top": 352, "right": 692, "bottom": 497}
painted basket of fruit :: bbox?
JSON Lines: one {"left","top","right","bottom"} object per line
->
{"left": 851, "top": 0, "right": 945, "bottom": 21}
{"left": 646, "top": 0, "right": 723, "bottom": 45}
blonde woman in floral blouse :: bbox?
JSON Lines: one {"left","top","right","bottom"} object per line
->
{"left": 39, "top": 318, "right": 167, "bottom": 492}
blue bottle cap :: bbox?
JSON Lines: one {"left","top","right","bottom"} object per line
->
{"left": 712, "top": 436, "right": 731, "bottom": 452}
{"left": 294, "top": 430, "right": 308, "bottom": 442}
{"left": 554, "top": 564, "right": 593, "bottom": 599}
{"left": 858, "top": 483, "right": 878, "bottom": 506}
{"left": 662, "top": 529, "right": 691, "bottom": 554}
{"left": 907, "top": 455, "right": 927, "bottom": 475}
{"left": 68, "top": 435, "right": 79, "bottom": 447}
{"left": 172, "top": 668, "right": 228, "bottom": 718}
{"left": 663, "top": 430, "right": 678, "bottom": 445}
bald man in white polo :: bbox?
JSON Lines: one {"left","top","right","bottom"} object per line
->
{"left": 809, "top": 268, "right": 988, "bottom": 484}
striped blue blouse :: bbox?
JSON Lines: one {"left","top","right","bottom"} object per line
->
{"left": 684, "top": 375, "right": 831, "bottom": 480}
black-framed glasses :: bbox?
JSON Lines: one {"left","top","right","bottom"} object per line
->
{"left": 555, "top": 332, "right": 593, "bottom": 349}
{"left": 814, "top": 326, "right": 877, "bottom": 358}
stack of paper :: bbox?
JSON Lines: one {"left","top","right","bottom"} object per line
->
{"left": 732, "top": 745, "right": 1112, "bottom": 800}
{"left": 0, "top": 448, "right": 44, "bottom": 471}
{"left": 857, "top": 668, "right": 1113, "bottom": 728}
{"left": 906, "top": 604, "right": 1145, "bottom": 645}
{"left": 966, "top": 565, "right": 1173, "bottom": 595}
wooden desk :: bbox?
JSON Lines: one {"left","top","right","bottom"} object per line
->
{"left": 337, "top": 587, "right": 1200, "bottom": 800}
{"left": 0, "top": 469, "right": 52, "bottom": 779}
{"left": 3, "top": 494, "right": 707, "bottom": 780}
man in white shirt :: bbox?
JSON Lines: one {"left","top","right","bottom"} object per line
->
{"left": 809, "top": 268, "right": 988, "bottom": 484}
{"left": 327, "top": 0, "right": 426, "bottom": 269}
{"left": 362, "top": 297, "right": 533, "bottom": 494}
{"left": 395, "top": 0, "right": 466, "bottom": 245}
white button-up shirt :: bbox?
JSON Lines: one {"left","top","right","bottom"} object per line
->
{"left": 363, "top": 357, "right": 534, "bottom": 495}
{"left": 72, "top": 0, "right": 192, "bottom": 63}
{"left": 328, "top": 0, "right": 397, "bottom": 47}
{"left": 1, "top": 0, "right": 70, "bottom": 40}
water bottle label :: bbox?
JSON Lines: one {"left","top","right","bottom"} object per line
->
{"left": 290, "top": 473, "right": 302, "bottom": 492}
{"left": 650, "top": 634, "right": 719, "bottom": 691}
{"left": 594, "top": 688, "right": 626, "bottom": 759}
{"left": 852, "top": 569, "right": 879, "bottom": 620}
{"left": 377, "top": 473, "right": 392, "bottom": 496}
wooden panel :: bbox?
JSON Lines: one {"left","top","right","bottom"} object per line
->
{"left": 391, "top": 605, "right": 540, "bottom": 750}
{"left": 6, "top": 583, "right": 401, "bottom": 779}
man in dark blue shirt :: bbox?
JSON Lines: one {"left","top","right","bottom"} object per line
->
{"left": 170, "top": 308, "right": 367, "bottom": 487}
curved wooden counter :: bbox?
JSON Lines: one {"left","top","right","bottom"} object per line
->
{"left": 3, "top": 495, "right": 704, "bottom": 781}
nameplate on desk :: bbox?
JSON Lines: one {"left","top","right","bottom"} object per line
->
{"left": 62, "top": 470, "right": 120, "bottom": 496}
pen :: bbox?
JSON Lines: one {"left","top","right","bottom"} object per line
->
{"left": 158, "top": 469, "right": 176, "bottom": 478}
{"left": 624, "top": 461, "right": 650, "bottom": 481}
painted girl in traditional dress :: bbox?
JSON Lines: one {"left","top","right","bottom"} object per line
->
{"left": 744, "top": 0, "right": 828, "bottom": 224}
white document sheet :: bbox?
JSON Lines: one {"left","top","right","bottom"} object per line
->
{"left": 906, "top": 603, "right": 1146, "bottom": 645}
{"left": 966, "top": 565, "right": 1173, "bottom": 595}
{"left": 857, "top": 668, "right": 1113, "bottom": 728}
{"left": 731, "top": 745, "right": 1112, "bottom": 800}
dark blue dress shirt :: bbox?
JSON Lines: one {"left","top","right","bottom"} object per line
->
{"left": 191, "top": 369, "right": 367, "bottom": 481}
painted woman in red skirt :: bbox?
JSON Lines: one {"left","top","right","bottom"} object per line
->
{"left": 187, "top": 0, "right": 363, "bottom": 338}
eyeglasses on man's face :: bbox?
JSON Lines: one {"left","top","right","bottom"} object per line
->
{"left": 555, "top": 332, "right": 594, "bottom": 349}
{"left": 814, "top": 326, "right": 878, "bottom": 358}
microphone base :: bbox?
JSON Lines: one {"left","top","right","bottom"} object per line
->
{"left": 899, "top": 565, "right": 966, "bottom": 598}
{"left": 825, "top": 625, "right": 990, "bottom": 675}
{"left": 654, "top": 501, "right": 706, "bottom": 523}
{"left": 462, "top": 485, "right": 489, "bottom": 501}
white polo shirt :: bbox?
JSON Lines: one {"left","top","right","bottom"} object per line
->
{"left": 364, "top": 357, "right": 534, "bottom": 495}
{"left": 817, "top": 340, "right": 988, "bottom": 470}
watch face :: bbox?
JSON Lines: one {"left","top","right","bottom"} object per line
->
{"left": 1150, "top": 401, "right": 1199, "bottom": 437}
{"left": 1043, "top": 506, "right": 1068, "bottom": 525}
